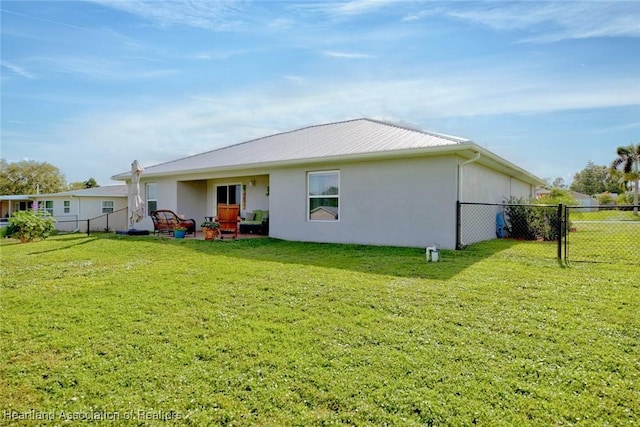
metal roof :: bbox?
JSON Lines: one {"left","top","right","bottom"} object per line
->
{"left": 32, "top": 185, "right": 128, "bottom": 198}
{"left": 112, "top": 118, "right": 471, "bottom": 179}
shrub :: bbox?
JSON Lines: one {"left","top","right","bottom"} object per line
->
{"left": 5, "top": 210, "right": 56, "bottom": 243}
{"left": 617, "top": 192, "right": 634, "bottom": 205}
{"left": 0, "top": 225, "right": 12, "bottom": 239}
{"left": 541, "top": 188, "right": 576, "bottom": 206}
{"left": 528, "top": 205, "right": 563, "bottom": 241}
{"left": 504, "top": 196, "right": 567, "bottom": 241}
{"left": 504, "top": 197, "right": 536, "bottom": 240}
{"left": 597, "top": 192, "right": 616, "bottom": 206}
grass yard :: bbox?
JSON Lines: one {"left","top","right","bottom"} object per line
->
{"left": 570, "top": 210, "right": 640, "bottom": 222}
{"left": 566, "top": 221, "right": 640, "bottom": 264}
{"left": 1, "top": 234, "right": 638, "bottom": 425}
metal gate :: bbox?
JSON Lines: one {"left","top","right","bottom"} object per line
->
{"left": 564, "top": 205, "right": 640, "bottom": 265}
{"left": 457, "top": 202, "right": 639, "bottom": 265}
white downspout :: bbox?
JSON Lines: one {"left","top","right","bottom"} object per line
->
{"left": 458, "top": 151, "right": 481, "bottom": 202}
{"left": 76, "top": 196, "right": 81, "bottom": 233}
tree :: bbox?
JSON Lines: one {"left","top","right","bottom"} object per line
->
{"left": 552, "top": 177, "right": 566, "bottom": 188}
{"left": 570, "top": 161, "right": 619, "bottom": 195}
{"left": 0, "top": 159, "right": 67, "bottom": 195}
{"left": 611, "top": 143, "right": 640, "bottom": 215}
{"left": 68, "top": 182, "right": 86, "bottom": 191}
{"left": 68, "top": 177, "right": 100, "bottom": 190}
{"left": 84, "top": 178, "right": 99, "bottom": 188}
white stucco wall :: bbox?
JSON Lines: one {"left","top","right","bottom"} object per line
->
{"left": 460, "top": 162, "right": 533, "bottom": 203}
{"left": 138, "top": 154, "right": 538, "bottom": 249}
{"left": 270, "top": 156, "right": 460, "bottom": 249}
{"left": 34, "top": 196, "right": 127, "bottom": 232}
{"left": 458, "top": 162, "right": 535, "bottom": 246}
{"left": 244, "top": 176, "right": 270, "bottom": 213}
{"left": 155, "top": 178, "right": 179, "bottom": 212}
{"left": 177, "top": 180, "right": 207, "bottom": 222}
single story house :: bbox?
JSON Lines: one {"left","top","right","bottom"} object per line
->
{"left": 1, "top": 186, "right": 128, "bottom": 232}
{"left": 536, "top": 189, "right": 597, "bottom": 210}
{"left": 0, "top": 194, "right": 35, "bottom": 220}
{"left": 113, "top": 118, "right": 544, "bottom": 249}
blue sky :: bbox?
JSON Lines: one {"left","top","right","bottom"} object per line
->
{"left": 2, "top": 0, "right": 639, "bottom": 187}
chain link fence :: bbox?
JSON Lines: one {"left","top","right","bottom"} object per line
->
{"left": 457, "top": 202, "right": 639, "bottom": 265}
{"left": 564, "top": 205, "right": 640, "bottom": 265}
{"left": 457, "top": 202, "right": 561, "bottom": 261}
{"left": 52, "top": 207, "right": 128, "bottom": 235}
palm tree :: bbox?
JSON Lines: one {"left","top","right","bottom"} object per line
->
{"left": 611, "top": 143, "right": 640, "bottom": 215}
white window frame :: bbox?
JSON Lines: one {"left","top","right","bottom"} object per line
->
{"left": 43, "top": 200, "right": 53, "bottom": 215}
{"left": 307, "top": 170, "right": 340, "bottom": 222}
{"left": 63, "top": 200, "right": 70, "bottom": 214}
{"left": 146, "top": 183, "right": 158, "bottom": 214}
{"left": 102, "top": 200, "right": 114, "bottom": 214}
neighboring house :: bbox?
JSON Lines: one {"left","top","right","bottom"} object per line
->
{"left": 0, "top": 186, "right": 128, "bottom": 232}
{"left": 573, "top": 192, "right": 598, "bottom": 211}
{"left": 0, "top": 195, "right": 36, "bottom": 221}
{"left": 310, "top": 206, "right": 339, "bottom": 221}
{"left": 112, "top": 118, "right": 544, "bottom": 249}
{"left": 33, "top": 186, "right": 128, "bottom": 232}
{"left": 536, "top": 189, "right": 597, "bottom": 210}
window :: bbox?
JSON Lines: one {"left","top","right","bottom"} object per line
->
{"left": 64, "top": 200, "right": 70, "bottom": 213}
{"left": 14, "top": 201, "right": 28, "bottom": 212}
{"left": 146, "top": 183, "right": 157, "bottom": 214}
{"left": 308, "top": 171, "right": 339, "bottom": 221}
{"left": 217, "top": 184, "right": 241, "bottom": 205}
{"left": 43, "top": 201, "right": 53, "bottom": 215}
{"left": 102, "top": 201, "right": 114, "bottom": 214}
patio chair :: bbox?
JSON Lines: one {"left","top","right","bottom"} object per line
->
{"left": 150, "top": 210, "right": 196, "bottom": 236}
{"left": 216, "top": 204, "right": 241, "bottom": 239}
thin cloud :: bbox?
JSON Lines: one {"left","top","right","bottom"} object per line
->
{"left": 23, "top": 55, "right": 177, "bottom": 80}
{"left": 0, "top": 7, "right": 91, "bottom": 31}
{"left": 1, "top": 61, "right": 36, "bottom": 80}
{"left": 291, "top": 0, "right": 402, "bottom": 19}
{"left": 445, "top": 2, "right": 640, "bottom": 42}
{"left": 11, "top": 65, "right": 638, "bottom": 185}
{"left": 323, "top": 51, "right": 375, "bottom": 59}
{"left": 402, "top": 9, "right": 440, "bottom": 22}
{"left": 323, "top": 0, "right": 401, "bottom": 16}
{"left": 282, "top": 74, "right": 307, "bottom": 84}
{"left": 186, "top": 49, "right": 252, "bottom": 61}
{"left": 89, "top": 0, "right": 247, "bottom": 31}
{"left": 55, "top": 68, "right": 640, "bottom": 171}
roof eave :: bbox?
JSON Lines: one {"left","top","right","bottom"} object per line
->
{"left": 465, "top": 144, "right": 545, "bottom": 186}
{"left": 112, "top": 143, "right": 543, "bottom": 186}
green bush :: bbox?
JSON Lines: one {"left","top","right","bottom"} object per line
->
{"left": 504, "top": 195, "right": 568, "bottom": 241}
{"left": 617, "top": 192, "right": 634, "bottom": 205}
{"left": 0, "top": 225, "right": 11, "bottom": 239}
{"left": 597, "top": 192, "right": 616, "bottom": 205}
{"left": 504, "top": 197, "right": 536, "bottom": 240}
{"left": 5, "top": 210, "right": 56, "bottom": 243}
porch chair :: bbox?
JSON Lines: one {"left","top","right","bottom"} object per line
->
{"left": 150, "top": 210, "right": 197, "bottom": 236}
{"left": 216, "top": 204, "right": 241, "bottom": 239}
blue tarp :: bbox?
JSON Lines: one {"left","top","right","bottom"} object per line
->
{"left": 496, "top": 212, "right": 506, "bottom": 238}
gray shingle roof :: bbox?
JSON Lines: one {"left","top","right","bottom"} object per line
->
{"left": 113, "top": 118, "right": 471, "bottom": 179}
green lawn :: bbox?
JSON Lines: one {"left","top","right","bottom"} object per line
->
{"left": 1, "top": 235, "right": 638, "bottom": 425}
{"left": 569, "top": 209, "right": 640, "bottom": 221}
{"left": 566, "top": 221, "right": 640, "bottom": 264}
